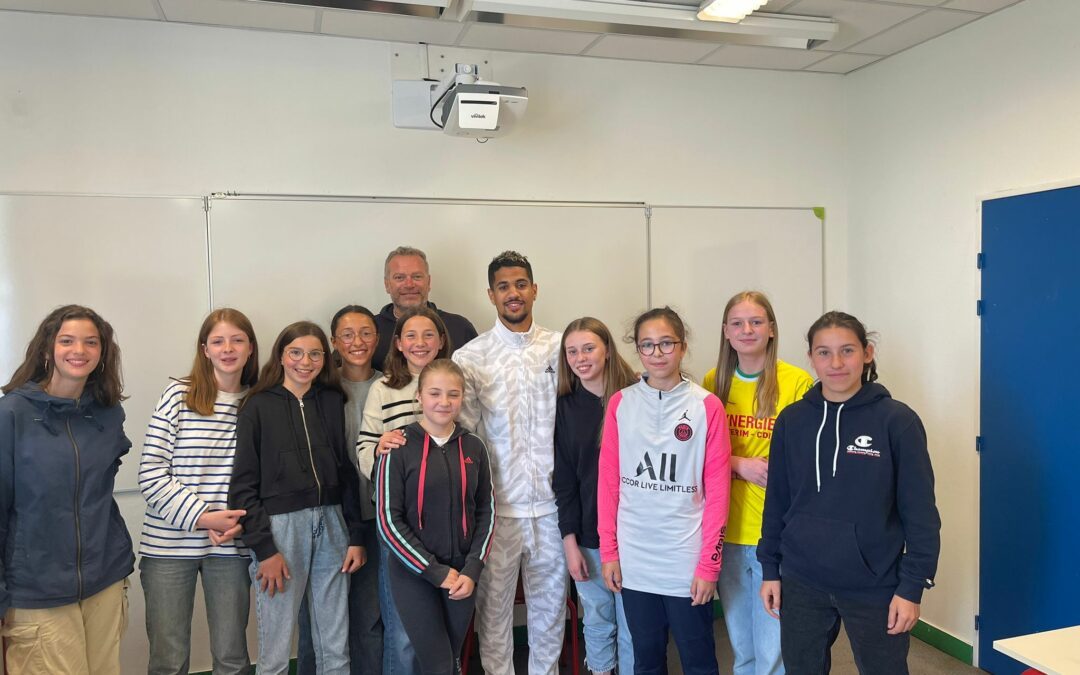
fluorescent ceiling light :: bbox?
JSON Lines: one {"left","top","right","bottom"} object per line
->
{"left": 697, "top": 0, "right": 767, "bottom": 23}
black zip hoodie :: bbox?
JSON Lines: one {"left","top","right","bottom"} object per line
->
{"left": 553, "top": 385, "right": 604, "bottom": 549}
{"left": 757, "top": 382, "right": 940, "bottom": 603}
{"left": 375, "top": 422, "right": 495, "bottom": 587}
{"left": 230, "top": 383, "right": 364, "bottom": 561}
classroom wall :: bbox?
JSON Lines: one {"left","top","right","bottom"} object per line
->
{"left": 844, "top": 0, "right": 1080, "bottom": 649}
{"left": 0, "top": 11, "right": 848, "bottom": 672}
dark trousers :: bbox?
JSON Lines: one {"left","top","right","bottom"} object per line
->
{"left": 780, "top": 576, "right": 910, "bottom": 675}
{"left": 621, "top": 587, "right": 719, "bottom": 675}
{"left": 298, "top": 521, "right": 384, "bottom": 675}
{"left": 388, "top": 560, "right": 476, "bottom": 675}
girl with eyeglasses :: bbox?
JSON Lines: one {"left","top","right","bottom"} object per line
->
{"left": 702, "top": 291, "right": 813, "bottom": 675}
{"left": 0, "top": 305, "right": 134, "bottom": 675}
{"left": 138, "top": 308, "right": 259, "bottom": 675}
{"left": 553, "top": 317, "right": 638, "bottom": 675}
{"left": 356, "top": 305, "right": 450, "bottom": 675}
{"left": 597, "top": 307, "right": 731, "bottom": 675}
{"left": 229, "top": 321, "right": 366, "bottom": 675}
{"left": 297, "top": 305, "right": 384, "bottom": 675}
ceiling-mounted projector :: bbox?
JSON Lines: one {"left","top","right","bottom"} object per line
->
{"left": 393, "top": 63, "right": 528, "bottom": 141}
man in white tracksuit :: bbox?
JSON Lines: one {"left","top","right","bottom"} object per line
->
{"left": 452, "top": 250, "right": 566, "bottom": 675}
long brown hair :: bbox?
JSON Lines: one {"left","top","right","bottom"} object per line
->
{"left": 712, "top": 291, "right": 780, "bottom": 419}
{"left": 383, "top": 307, "right": 451, "bottom": 390}
{"left": 2, "top": 304, "right": 126, "bottom": 407}
{"left": 185, "top": 308, "right": 259, "bottom": 416}
{"left": 558, "top": 317, "right": 636, "bottom": 406}
{"left": 247, "top": 321, "right": 344, "bottom": 401}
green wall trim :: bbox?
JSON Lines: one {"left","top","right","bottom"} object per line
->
{"left": 912, "top": 620, "right": 973, "bottom": 665}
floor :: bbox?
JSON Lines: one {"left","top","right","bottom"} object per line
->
{"left": 503, "top": 618, "right": 985, "bottom": 674}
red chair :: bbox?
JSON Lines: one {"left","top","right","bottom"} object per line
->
{"left": 461, "top": 577, "right": 580, "bottom": 675}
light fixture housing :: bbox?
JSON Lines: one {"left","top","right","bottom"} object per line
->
{"left": 697, "top": 0, "right": 768, "bottom": 23}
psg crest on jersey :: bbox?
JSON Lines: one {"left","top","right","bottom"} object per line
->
{"left": 674, "top": 423, "right": 693, "bottom": 442}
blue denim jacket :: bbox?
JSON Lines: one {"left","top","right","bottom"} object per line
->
{"left": 0, "top": 382, "right": 134, "bottom": 613}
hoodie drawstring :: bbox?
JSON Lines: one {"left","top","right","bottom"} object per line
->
{"left": 814, "top": 404, "right": 827, "bottom": 492}
{"left": 815, "top": 401, "right": 846, "bottom": 492}
{"left": 417, "top": 434, "right": 469, "bottom": 539}
{"left": 832, "top": 403, "right": 845, "bottom": 479}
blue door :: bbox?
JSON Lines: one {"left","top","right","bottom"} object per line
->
{"left": 980, "top": 185, "right": 1080, "bottom": 672}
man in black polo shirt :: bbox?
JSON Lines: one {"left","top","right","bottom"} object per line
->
{"left": 371, "top": 245, "right": 478, "bottom": 371}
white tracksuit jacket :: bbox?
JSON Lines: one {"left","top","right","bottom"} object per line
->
{"left": 452, "top": 320, "right": 561, "bottom": 518}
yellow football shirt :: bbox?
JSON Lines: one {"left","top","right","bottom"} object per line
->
{"left": 703, "top": 360, "right": 814, "bottom": 545}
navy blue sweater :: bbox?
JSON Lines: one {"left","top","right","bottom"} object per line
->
{"left": 758, "top": 382, "right": 940, "bottom": 603}
{"left": 0, "top": 383, "right": 134, "bottom": 613}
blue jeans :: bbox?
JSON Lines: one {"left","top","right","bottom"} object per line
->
{"left": 298, "top": 522, "right": 383, "bottom": 675}
{"left": 251, "top": 506, "right": 351, "bottom": 675}
{"left": 718, "top": 544, "right": 783, "bottom": 675}
{"left": 621, "top": 587, "right": 718, "bottom": 675}
{"left": 378, "top": 537, "right": 419, "bottom": 675}
{"left": 779, "top": 575, "right": 909, "bottom": 675}
{"left": 576, "top": 547, "right": 633, "bottom": 674}
{"left": 140, "top": 555, "right": 251, "bottom": 675}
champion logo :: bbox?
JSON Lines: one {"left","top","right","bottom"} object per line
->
{"left": 464, "top": 457, "right": 474, "bottom": 464}
{"left": 846, "top": 435, "right": 881, "bottom": 458}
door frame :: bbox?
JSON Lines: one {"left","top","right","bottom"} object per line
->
{"left": 974, "top": 175, "right": 1080, "bottom": 668}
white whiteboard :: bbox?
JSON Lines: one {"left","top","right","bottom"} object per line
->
{"left": 649, "top": 206, "right": 824, "bottom": 383}
{"left": 0, "top": 194, "right": 210, "bottom": 492}
{"left": 0, "top": 194, "right": 821, "bottom": 674}
{"left": 208, "top": 198, "right": 650, "bottom": 369}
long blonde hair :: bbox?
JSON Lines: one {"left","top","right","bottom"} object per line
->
{"left": 712, "top": 291, "right": 780, "bottom": 419}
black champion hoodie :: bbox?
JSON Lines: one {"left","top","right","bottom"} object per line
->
{"left": 757, "top": 381, "right": 940, "bottom": 603}
{"left": 229, "top": 383, "right": 364, "bottom": 561}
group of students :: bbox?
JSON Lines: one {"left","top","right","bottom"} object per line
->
{"left": 0, "top": 248, "right": 941, "bottom": 675}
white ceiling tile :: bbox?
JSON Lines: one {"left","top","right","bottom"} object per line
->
{"left": 761, "top": 0, "right": 801, "bottom": 11}
{"left": 159, "top": 0, "right": 317, "bottom": 32}
{"left": 780, "top": 0, "right": 923, "bottom": 51}
{"left": 321, "top": 9, "right": 464, "bottom": 45}
{"left": 457, "top": 23, "right": 599, "bottom": 54}
{"left": 851, "top": 8, "right": 977, "bottom": 55}
{"left": 856, "top": 0, "right": 946, "bottom": 6}
{"left": 701, "top": 44, "right": 826, "bottom": 69}
{"left": 584, "top": 34, "right": 720, "bottom": 63}
{"left": 803, "top": 51, "right": 880, "bottom": 73}
{"left": 941, "top": 0, "right": 1021, "bottom": 12}
{"left": 0, "top": 0, "right": 159, "bottom": 19}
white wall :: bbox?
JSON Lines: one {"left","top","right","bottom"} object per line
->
{"left": 0, "top": 11, "right": 848, "bottom": 672}
{"left": 845, "top": 0, "right": 1080, "bottom": 649}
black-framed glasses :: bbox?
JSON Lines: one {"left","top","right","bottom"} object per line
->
{"left": 636, "top": 340, "right": 682, "bottom": 356}
{"left": 335, "top": 330, "right": 376, "bottom": 345}
{"left": 285, "top": 348, "right": 325, "bottom": 362}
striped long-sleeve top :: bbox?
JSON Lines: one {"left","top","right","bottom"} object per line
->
{"left": 138, "top": 380, "right": 248, "bottom": 558}
{"left": 356, "top": 376, "right": 421, "bottom": 481}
